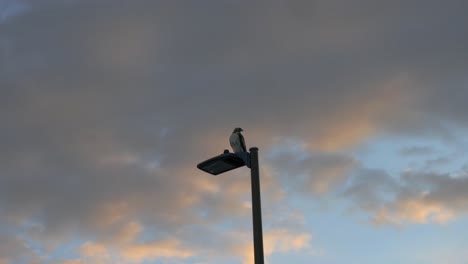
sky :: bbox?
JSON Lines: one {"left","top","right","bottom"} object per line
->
{"left": 1, "top": 0, "right": 468, "bottom": 263}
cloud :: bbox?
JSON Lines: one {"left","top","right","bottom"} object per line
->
{"left": 61, "top": 260, "right": 84, "bottom": 264}
{"left": 264, "top": 229, "right": 311, "bottom": 254}
{"left": 120, "top": 239, "right": 193, "bottom": 262}
{"left": 345, "top": 168, "right": 468, "bottom": 225}
{"left": 400, "top": 146, "right": 436, "bottom": 156}
{"left": 371, "top": 198, "right": 455, "bottom": 225}
{"left": 267, "top": 138, "right": 357, "bottom": 194}
{"left": 80, "top": 241, "right": 108, "bottom": 258}
{"left": 228, "top": 228, "right": 312, "bottom": 264}
{"left": 0, "top": 234, "right": 32, "bottom": 264}
{"left": 78, "top": 238, "right": 193, "bottom": 263}
{"left": 1, "top": 0, "right": 468, "bottom": 262}
{"left": 0, "top": 0, "right": 30, "bottom": 23}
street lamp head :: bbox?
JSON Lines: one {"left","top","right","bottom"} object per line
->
{"left": 197, "top": 152, "right": 247, "bottom": 175}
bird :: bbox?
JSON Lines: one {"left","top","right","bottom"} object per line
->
{"left": 230, "top": 127, "right": 247, "bottom": 153}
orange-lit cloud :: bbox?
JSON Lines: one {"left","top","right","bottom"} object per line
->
{"left": 346, "top": 168, "right": 468, "bottom": 225}
{"left": 80, "top": 242, "right": 108, "bottom": 258}
{"left": 62, "top": 260, "right": 84, "bottom": 264}
{"left": 372, "top": 198, "right": 455, "bottom": 225}
{"left": 120, "top": 239, "right": 193, "bottom": 262}
{"left": 307, "top": 74, "right": 414, "bottom": 151}
{"left": 78, "top": 238, "right": 193, "bottom": 263}
{"left": 232, "top": 229, "right": 312, "bottom": 264}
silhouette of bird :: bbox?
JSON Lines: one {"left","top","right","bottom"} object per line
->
{"left": 230, "top": 127, "right": 247, "bottom": 153}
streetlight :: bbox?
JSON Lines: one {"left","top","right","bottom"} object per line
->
{"left": 197, "top": 147, "right": 264, "bottom": 264}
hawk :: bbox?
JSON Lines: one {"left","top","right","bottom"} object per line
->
{"left": 229, "top": 127, "right": 247, "bottom": 153}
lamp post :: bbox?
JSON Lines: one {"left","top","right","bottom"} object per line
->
{"left": 197, "top": 147, "right": 264, "bottom": 264}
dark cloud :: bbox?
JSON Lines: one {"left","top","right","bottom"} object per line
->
{"left": 0, "top": 231, "right": 34, "bottom": 263}
{"left": 266, "top": 139, "right": 357, "bottom": 194}
{"left": 343, "top": 168, "right": 399, "bottom": 211}
{"left": 400, "top": 146, "right": 436, "bottom": 156}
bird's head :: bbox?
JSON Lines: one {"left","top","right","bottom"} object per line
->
{"left": 233, "top": 127, "right": 243, "bottom": 133}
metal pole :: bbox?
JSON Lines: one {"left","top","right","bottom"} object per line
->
{"left": 249, "top": 147, "right": 264, "bottom": 264}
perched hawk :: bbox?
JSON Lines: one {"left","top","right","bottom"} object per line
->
{"left": 230, "top": 127, "right": 247, "bottom": 153}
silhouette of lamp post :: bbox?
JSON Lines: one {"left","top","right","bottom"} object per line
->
{"left": 197, "top": 148, "right": 264, "bottom": 264}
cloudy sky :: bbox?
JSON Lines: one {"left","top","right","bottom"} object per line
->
{"left": 1, "top": 0, "right": 468, "bottom": 263}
